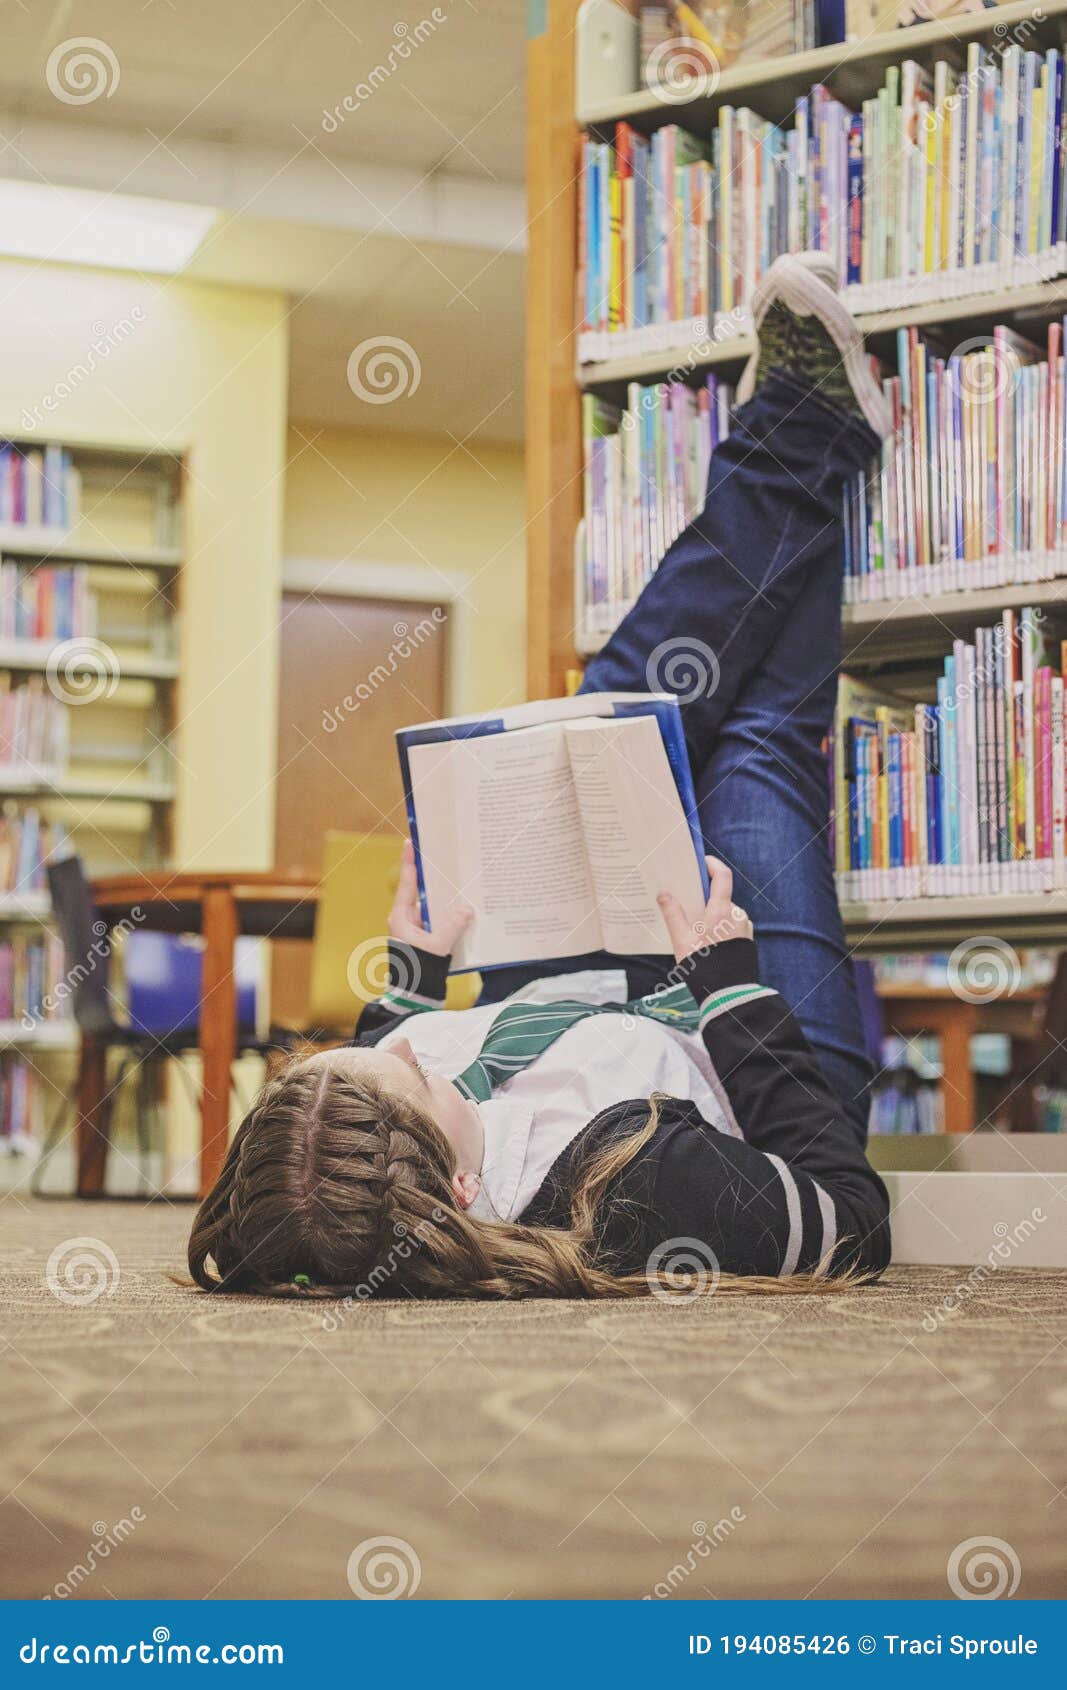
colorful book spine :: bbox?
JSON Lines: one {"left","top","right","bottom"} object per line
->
{"left": 579, "top": 375, "right": 735, "bottom": 640}
{"left": 579, "top": 47, "right": 1067, "bottom": 363}
{"left": 843, "top": 320, "right": 1067, "bottom": 605}
{"left": 834, "top": 608, "right": 1067, "bottom": 901}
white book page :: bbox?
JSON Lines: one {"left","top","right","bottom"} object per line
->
{"left": 407, "top": 724, "right": 602, "bottom": 971}
{"left": 564, "top": 715, "right": 706, "bottom": 955}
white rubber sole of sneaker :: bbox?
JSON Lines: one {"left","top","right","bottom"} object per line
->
{"left": 735, "top": 254, "right": 892, "bottom": 439}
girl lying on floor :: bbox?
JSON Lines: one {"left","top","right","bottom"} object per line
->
{"left": 188, "top": 253, "right": 892, "bottom": 1301}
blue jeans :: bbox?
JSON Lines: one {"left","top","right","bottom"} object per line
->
{"left": 481, "top": 375, "right": 880, "bottom": 1141}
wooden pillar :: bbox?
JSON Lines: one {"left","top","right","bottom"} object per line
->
{"left": 75, "top": 1034, "right": 111, "bottom": 1196}
{"left": 937, "top": 1004, "right": 979, "bottom": 1135}
{"left": 526, "top": 0, "right": 585, "bottom": 700}
{"left": 199, "top": 886, "right": 239, "bottom": 1198}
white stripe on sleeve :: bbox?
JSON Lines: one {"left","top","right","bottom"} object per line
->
{"left": 764, "top": 1152, "right": 802, "bottom": 1277}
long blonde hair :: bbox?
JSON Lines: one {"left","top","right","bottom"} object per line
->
{"left": 188, "top": 1061, "right": 854, "bottom": 1300}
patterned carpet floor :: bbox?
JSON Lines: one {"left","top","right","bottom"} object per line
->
{"left": 1, "top": 1196, "right": 1065, "bottom": 1601}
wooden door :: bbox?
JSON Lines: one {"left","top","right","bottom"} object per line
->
{"left": 272, "top": 591, "right": 448, "bottom": 1023}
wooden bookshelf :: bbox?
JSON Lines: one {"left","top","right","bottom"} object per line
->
{"left": 0, "top": 891, "right": 51, "bottom": 923}
{"left": 844, "top": 893, "right": 1067, "bottom": 952}
{"left": 579, "top": 278, "right": 1067, "bottom": 392}
{"left": 0, "top": 773, "right": 178, "bottom": 804}
{"left": 0, "top": 527, "right": 180, "bottom": 571}
{"left": 576, "top": 0, "right": 1067, "bottom": 130}
{"left": 0, "top": 640, "right": 178, "bottom": 681}
{"left": 526, "top": 0, "right": 1067, "bottom": 956}
{"left": 0, "top": 441, "right": 183, "bottom": 1088}
{"left": 0, "top": 1021, "right": 76, "bottom": 1053}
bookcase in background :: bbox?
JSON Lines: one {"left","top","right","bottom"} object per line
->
{"left": 525, "top": 0, "right": 1067, "bottom": 959}
{"left": 0, "top": 439, "right": 183, "bottom": 1151}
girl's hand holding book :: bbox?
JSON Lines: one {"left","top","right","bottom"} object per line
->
{"left": 658, "top": 856, "right": 753, "bottom": 962}
{"left": 389, "top": 839, "right": 474, "bottom": 959}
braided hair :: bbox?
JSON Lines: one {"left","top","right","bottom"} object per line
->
{"left": 188, "top": 1060, "right": 855, "bottom": 1301}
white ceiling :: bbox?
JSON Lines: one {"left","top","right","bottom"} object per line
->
{"left": 2, "top": 0, "right": 528, "bottom": 181}
{"left": 0, "top": 0, "right": 529, "bottom": 442}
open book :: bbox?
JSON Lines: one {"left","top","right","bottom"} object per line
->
{"left": 397, "top": 693, "right": 709, "bottom": 972}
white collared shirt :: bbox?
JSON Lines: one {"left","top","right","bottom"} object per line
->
{"left": 378, "top": 970, "right": 740, "bottom": 1223}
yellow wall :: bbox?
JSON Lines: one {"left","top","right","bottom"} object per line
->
{"left": 0, "top": 259, "right": 289, "bottom": 869}
{"left": 284, "top": 425, "right": 526, "bottom": 714}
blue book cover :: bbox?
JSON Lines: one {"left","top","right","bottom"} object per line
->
{"left": 815, "top": 0, "right": 845, "bottom": 48}
{"left": 632, "top": 131, "right": 650, "bottom": 329}
{"left": 397, "top": 693, "right": 711, "bottom": 972}
{"left": 887, "top": 732, "right": 902, "bottom": 871}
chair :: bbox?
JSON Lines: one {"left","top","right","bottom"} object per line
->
{"left": 32, "top": 855, "right": 275, "bottom": 1195}
{"left": 1000, "top": 951, "right": 1067, "bottom": 1132}
{"left": 301, "top": 830, "right": 480, "bottom": 1039}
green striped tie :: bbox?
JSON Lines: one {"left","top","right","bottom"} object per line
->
{"left": 452, "top": 983, "right": 701, "bottom": 1104}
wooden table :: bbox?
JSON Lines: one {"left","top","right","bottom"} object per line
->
{"left": 879, "top": 983, "right": 1045, "bottom": 1133}
{"left": 85, "top": 871, "right": 318, "bottom": 1199}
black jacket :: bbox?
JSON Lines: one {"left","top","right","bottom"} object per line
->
{"left": 354, "top": 939, "right": 891, "bottom": 1280}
